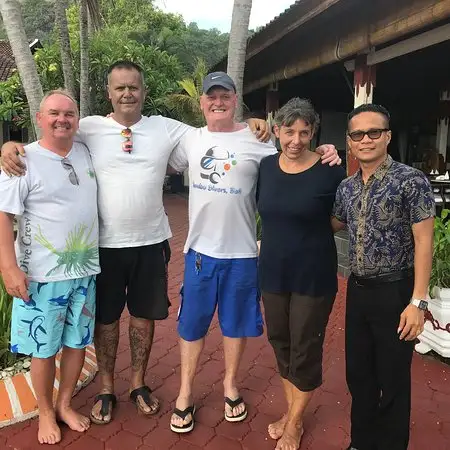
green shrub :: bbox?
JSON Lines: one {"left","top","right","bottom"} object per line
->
{"left": 256, "top": 212, "right": 262, "bottom": 241}
{"left": 0, "top": 275, "right": 16, "bottom": 369}
{"left": 430, "top": 209, "right": 450, "bottom": 295}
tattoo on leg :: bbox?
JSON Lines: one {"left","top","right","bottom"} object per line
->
{"left": 94, "top": 322, "right": 119, "bottom": 375}
{"left": 129, "top": 321, "right": 154, "bottom": 373}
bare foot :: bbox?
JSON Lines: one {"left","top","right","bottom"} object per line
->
{"left": 275, "top": 426, "right": 304, "bottom": 450}
{"left": 268, "top": 414, "right": 288, "bottom": 440}
{"left": 171, "top": 395, "right": 194, "bottom": 429}
{"left": 224, "top": 386, "right": 246, "bottom": 419}
{"left": 56, "top": 404, "right": 90, "bottom": 432}
{"left": 38, "top": 412, "right": 61, "bottom": 445}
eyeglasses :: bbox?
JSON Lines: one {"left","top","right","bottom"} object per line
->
{"left": 348, "top": 128, "right": 390, "bottom": 142}
{"left": 121, "top": 128, "right": 133, "bottom": 153}
{"left": 61, "top": 159, "right": 79, "bottom": 186}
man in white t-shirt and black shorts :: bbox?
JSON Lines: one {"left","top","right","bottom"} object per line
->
{"left": 168, "top": 73, "right": 342, "bottom": 433}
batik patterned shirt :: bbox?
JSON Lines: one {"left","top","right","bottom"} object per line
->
{"left": 333, "top": 155, "right": 435, "bottom": 276}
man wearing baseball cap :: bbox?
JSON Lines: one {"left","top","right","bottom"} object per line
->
{"left": 169, "top": 72, "right": 341, "bottom": 433}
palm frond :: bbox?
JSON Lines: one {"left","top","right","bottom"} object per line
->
{"left": 166, "top": 94, "right": 201, "bottom": 114}
{"left": 178, "top": 79, "right": 199, "bottom": 100}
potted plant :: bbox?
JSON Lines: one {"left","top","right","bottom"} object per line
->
{"left": 415, "top": 209, "right": 450, "bottom": 356}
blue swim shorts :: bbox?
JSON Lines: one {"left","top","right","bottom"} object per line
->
{"left": 177, "top": 249, "right": 263, "bottom": 342}
{"left": 10, "top": 276, "right": 96, "bottom": 359}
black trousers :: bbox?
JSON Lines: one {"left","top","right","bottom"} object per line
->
{"left": 346, "top": 275, "right": 414, "bottom": 450}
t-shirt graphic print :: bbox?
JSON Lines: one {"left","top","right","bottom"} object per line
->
{"left": 198, "top": 145, "right": 239, "bottom": 189}
{"left": 169, "top": 125, "right": 276, "bottom": 259}
{"left": 34, "top": 220, "right": 98, "bottom": 278}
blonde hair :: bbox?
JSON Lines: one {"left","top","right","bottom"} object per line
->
{"left": 39, "top": 89, "right": 79, "bottom": 115}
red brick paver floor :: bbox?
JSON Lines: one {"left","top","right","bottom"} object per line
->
{"left": 2, "top": 194, "right": 450, "bottom": 449}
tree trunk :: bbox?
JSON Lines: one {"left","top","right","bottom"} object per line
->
{"left": 0, "top": 0, "right": 43, "bottom": 138}
{"left": 55, "top": 0, "right": 75, "bottom": 97}
{"left": 227, "top": 0, "right": 252, "bottom": 122}
{"left": 79, "top": 0, "right": 90, "bottom": 118}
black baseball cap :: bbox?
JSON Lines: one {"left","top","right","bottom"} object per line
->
{"left": 202, "top": 72, "right": 236, "bottom": 94}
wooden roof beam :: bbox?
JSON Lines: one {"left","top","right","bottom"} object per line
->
{"left": 244, "top": 0, "right": 450, "bottom": 94}
{"left": 246, "top": 0, "right": 343, "bottom": 60}
{"left": 344, "top": 22, "right": 450, "bottom": 70}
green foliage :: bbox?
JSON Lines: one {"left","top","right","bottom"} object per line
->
{"left": 166, "top": 58, "right": 206, "bottom": 127}
{"left": 176, "top": 23, "right": 228, "bottom": 72}
{"left": 82, "top": 1, "right": 229, "bottom": 73}
{"left": 430, "top": 209, "right": 450, "bottom": 294}
{"left": 132, "top": 21, "right": 229, "bottom": 73}
{"left": 0, "top": 275, "right": 16, "bottom": 369}
{"left": 256, "top": 212, "right": 262, "bottom": 241}
{"left": 0, "top": 72, "right": 31, "bottom": 129}
{"left": 34, "top": 44, "right": 65, "bottom": 91}
{"left": 0, "top": 0, "right": 55, "bottom": 42}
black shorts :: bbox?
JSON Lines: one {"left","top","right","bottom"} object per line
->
{"left": 96, "top": 242, "right": 171, "bottom": 325}
{"left": 262, "top": 291, "right": 335, "bottom": 392}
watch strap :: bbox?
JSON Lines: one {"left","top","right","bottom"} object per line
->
{"left": 411, "top": 298, "right": 428, "bottom": 310}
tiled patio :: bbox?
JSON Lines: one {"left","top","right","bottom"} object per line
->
{"left": 1, "top": 194, "right": 450, "bottom": 449}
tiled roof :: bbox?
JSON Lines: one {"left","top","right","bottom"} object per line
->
{"left": 0, "top": 40, "right": 16, "bottom": 82}
{"left": 0, "top": 40, "right": 42, "bottom": 82}
{"left": 0, "top": 57, "right": 15, "bottom": 82}
{"left": 0, "top": 40, "right": 14, "bottom": 59}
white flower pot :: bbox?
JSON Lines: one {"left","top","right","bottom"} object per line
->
{"left": 415, "top": 287, "right": 450, "bottom": 357}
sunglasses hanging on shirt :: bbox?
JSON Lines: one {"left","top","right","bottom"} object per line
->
{"left": 121, "top": 128, "right": 133, "bottom": 153}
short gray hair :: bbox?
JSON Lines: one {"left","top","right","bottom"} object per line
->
{"left": 274, "top": 98, "right": 320, "bottom": 132}
{"left": 39, "top": 89, "right": 78, "bottom": 115}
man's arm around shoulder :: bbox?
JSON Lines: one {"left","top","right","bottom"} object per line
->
{"left": 1, "top": 142, "right": 27, "bottom": 177}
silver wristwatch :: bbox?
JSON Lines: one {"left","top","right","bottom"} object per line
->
{"left": 410, "top": 298, "right": 428, "bottom": 311}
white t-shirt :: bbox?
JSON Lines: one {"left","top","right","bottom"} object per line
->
{"left": 77, "top": 116, "right": 191, "bottom": 248}
{"left": 169, "top": 125, "right": 276, "bottom": 258}
{"left": 0, "top": 141, "right": 100, "bottom": 282}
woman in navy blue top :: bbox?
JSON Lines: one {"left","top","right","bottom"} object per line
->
{"left": 257, "top": 98, "right": 345, "bottom": 449}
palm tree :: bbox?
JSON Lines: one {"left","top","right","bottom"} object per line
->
{"left": 55, "top": 0, "right": 75, "bottom": 97}
{"left": 227, "top": 0, "right": 252, "bottom": 122}
{"left": 0, "top": 0, "right": 43, "bottom": 137}
{"left": 79, "top": 0, "right": 90, "bottom": 117}
{"left": 79, "top": 0, "right": 102, "bottom": 117}
{"left": 166, "top": 58, "right": 207, "bottom": 127}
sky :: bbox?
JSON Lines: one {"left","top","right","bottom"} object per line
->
{"left": 154, "top": 0, "right": 296, "bottom": 33}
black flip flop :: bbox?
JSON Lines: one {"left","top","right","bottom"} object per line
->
{"left": 224, "top": 396, "right": 248, "bottom": 422}
{"left": 170, "top": 405, "right": 196, "bottom": 433}
{"left": 90, "top": 393, "right": 117, "bottom": 425}
{"left": 130, "top": 385, "right": 160, "bottom": 415}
